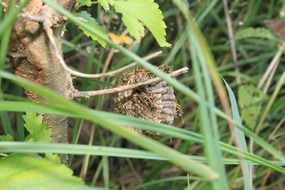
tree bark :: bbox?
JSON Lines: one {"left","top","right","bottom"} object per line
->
{"left": 6, "top": 0, "right": 76, "bottom": 155}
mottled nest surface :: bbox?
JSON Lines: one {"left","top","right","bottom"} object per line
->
{"left": 114, "top": 66, "right": 181, "bottom": 134}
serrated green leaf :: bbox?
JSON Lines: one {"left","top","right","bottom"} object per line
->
{"left": 96, "top": 0, "right": 170, "bottom": 47}
{"left": 238, "top": 85, "right": 267, "bottom": 129}
{"left": 0, "top": 134, "right": 13, "bottom": 141}
{"left": 76, "top": 11, "right": 107, "bottom": 47}
{"left": 76, "top": 0, "right": 92, "bottom": 7}
{"left": 111, "top": 0, "right": 171, "bottom": 47}
{"left": 235, "top": 27, "right": 280, "bottom": 42}
{"left": 23, "top": 112, "right": 51, "bottom": 142}
{"left": 0, "top": 155, "right": 93, "bottom": 190}
{"left": 98, "top": 0, "right": 109, "bottom": 10}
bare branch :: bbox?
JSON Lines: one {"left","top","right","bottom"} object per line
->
{"left": 22, "top": 13, "right": 162, "bottom": 79}
{"left": 47, "top": 29, "right": 161, "bottom": 78}
{"left": 97, "top": 51, "right": 162, "bottom": 78}
{"left": 73, "top": 67, "right": 189, "bottom": 98}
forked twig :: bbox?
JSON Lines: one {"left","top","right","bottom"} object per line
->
{"left": 22, "top": 11, "right": 189, "bottom": 100}
{"left": 45, "top": 24, "right": 162, "bottom": 78}
{"left": 95, "top": 51, "right": 162, "bottom": 78}
{"left": 22, "top": 13, "right": 162, "bottom": 78}
{"left": 73, "top": 67, "right": 189, "bottom": 98}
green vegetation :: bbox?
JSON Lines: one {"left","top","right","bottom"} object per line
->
{"left": 1, "top": 0, "right": 285, "bottom": 189}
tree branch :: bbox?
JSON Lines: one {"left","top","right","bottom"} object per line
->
{"left": 6, "top": 0, "right": 76, "bottom": 163}
{"left": 22, "top": 13, "right": 162, "bottom": 79}
{"left": 73, "top": 67, "right": 189, "bottom": 98}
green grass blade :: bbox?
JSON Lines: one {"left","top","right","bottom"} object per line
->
{"left": 0, "top": 72, "right": 218, "bottom": 180}
{"left": 196, "top": 0, "right": 219, "bottom": 23}
{"left": 224, "top": 80, "right": 252, "bottom": 190}
{"left": 0, "top": 142, "right": 259, "bottom": 165}
{"left": 102, "top": 157, "right": 109, "bottom": 189}
{"left": 133, "top": 176, "right": 203, "bottom": 190}
{"left": 1, "top": 100, "right": 285, "bottom": 174}
{"left": 41, "top": 0, "right": 285, "bottom": 164}
{"left": 255, "top": 70, "right": 285, "bottom": 133}
{"left": 0, "top": 0, "right": 15, "bottom": 136}
{"left": 190, "top": 33, "right": 229, "bottom": 189}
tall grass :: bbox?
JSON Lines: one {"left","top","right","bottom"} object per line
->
{"left": 1, "top": 0, "right": 285, "bottom": 189}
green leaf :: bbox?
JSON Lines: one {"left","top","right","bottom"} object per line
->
{"left": 0, "top": 134, "right": 13, "bottom": 141}
{"left": 23, "top": 113, "right": 59, "bottom": 162}
{"left": 45, "top": 153, "right": 61, "bottom": 163}
{"left": 98, "top": 0, "right": 171, "bottom": 47}
{"left": 224, "top": 80, "right": 252, "bottom": 190}
{"left": 76, "top": 11, "right": 107, "bottom": 47}
{"left": 0, "top": 155, "right": 94, "bottom": 190}
{"left": 76, "top": 0, "right": 92, "bottom": 7}
{"left": 238, "top": 84, "right": 266, "bottom": 129}
{"left": 98, "top": 0, "right": 109, "bottom": 10}
{"left": 235, "top": 27, "right": 280, "bottom": 42}
{"left": 23, "top": 112, "right": 51, "bottom": 142}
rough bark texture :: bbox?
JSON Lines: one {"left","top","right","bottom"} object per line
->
{"left": 6, "top": 0, "right": 76, "bottom": 150}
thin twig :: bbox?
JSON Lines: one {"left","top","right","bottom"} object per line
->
{"left": 46, "top": 28, "right": 162, "bottom": 78}
{"left": 263, "top": 62, "right": 278, "bottom": 93}
{"left": 101, "top": 29, "right": 129, "bottom": 75}
{"left": 80, "top": 126, "right": 95, "bottom": 180}
{"left": 126, "top": 158, "right": 143, "bottom": 183}
{"left": 22, "top": 13, "right": 162, "bottom": 79}
{"left": 268, "top": 117, "right": 285, "bottom": 140}
{"left": 73, "top": 67, "right": 189, "bottom": 98}
{"left": 222, "top": 0, "right": 240, "bottom": 84}
{"left": 1, "top": 2, "right": 7, "bottom": 9}
{"left": 258, "top": 44, "right": 285, "bottom": 90}
{"left": 49, "top": 31, "right": 162, "bottom": 78}
{"left": 99, "top": 51, "right": 162, "bottom": 78}
{"left": 102, "top": 48, "right": 115, "bottom": 75}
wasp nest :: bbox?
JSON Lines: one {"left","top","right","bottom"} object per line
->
{"left": 114, "top": 66, "right": 181, "bottom": 134}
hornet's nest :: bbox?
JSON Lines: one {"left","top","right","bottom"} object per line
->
{"left": 114, "top": 65, "right": 182, "bottom": 135}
